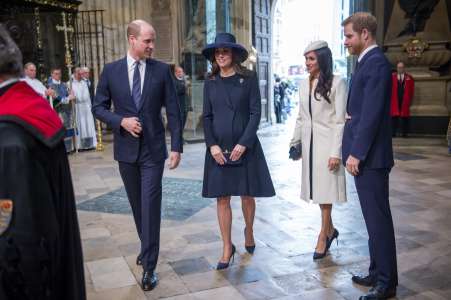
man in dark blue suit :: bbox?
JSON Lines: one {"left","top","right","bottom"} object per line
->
{"left": 342, "top": 13, "right": 397, "bottom": 300}
{"left": 93, "top": 20, "right": 183, "bottom": 291}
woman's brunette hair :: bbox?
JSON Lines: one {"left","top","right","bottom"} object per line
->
{"left": 207, "top": 48, "right": 252, "bottom": 79}
{"left": 312, "top": 47, "right": 334, "bottom": 103}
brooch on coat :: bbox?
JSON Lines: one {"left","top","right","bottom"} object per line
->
{"left": 0, "top": 199, "right": 13, "bottom": 236}
{"left": 239, "top": 78, "right": 244, "bottom": 84}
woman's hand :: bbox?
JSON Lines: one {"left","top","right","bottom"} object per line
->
{"left": 328, "top": 157, "right": 341, "bottom": 171}
{"left": 230, "top": 144, "right": 246, "bottom": 161}
{"left": 210, "top": 145, "right": 227, "bottom": 165}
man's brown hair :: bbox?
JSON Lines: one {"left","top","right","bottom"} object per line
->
{"left": 342, "top": 12, "right": 377, "bottom": 37}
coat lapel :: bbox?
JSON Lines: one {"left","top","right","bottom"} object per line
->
{"left": 347, "top": 47, "right": 378, "bottom": 111}
{"left": 119, "top": 57, "right": 132, "bottom": 101}
{"left": 138, "top": 59, "right": 153, "bottom": 111}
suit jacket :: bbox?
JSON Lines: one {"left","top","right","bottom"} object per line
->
{"left": 93, "top": 57, "right": 183, "bottom": 163}
{"left": 342, "top": 47, "right": 394, "bottom": 169}
{"left": 390, "top": 72, "right": 414, "bottom": 117}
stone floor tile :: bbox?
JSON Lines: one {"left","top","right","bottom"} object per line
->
{"left": 219, "top": 265, "right": 268, "bottom": 286}
{"left": 158, "top": 286, "right": 246, "bottom": 300}
{"left": 81, "top": 227, "right": 111, "bottom": 240}
{"left": 180, "top": 270, "right": 230, "bottom": 293}
{"left": 272, "top": 272, "right": 325, "bottom": 295}
{"left": 87, "top": 285, "right": 146, "bottom": 300}
{"left": 415, "top": 178, "right": 447, "bottom": 185}
{"left": 87, "top": 257, "right": 136, "bottom": 292}
{"left": 144, "top": 267, "right": 190, "bottom": 299}
{"left": 235, "top": 279, "right": 287, "bottom": 300}
{"left": 275, "top": 288, "right": 346, "bottom": 300}
{"left": 82, "top": 236, "right": 123, "bottom": 262}
{"left": 169, "top": 257, "right": 213, "bottom": 276}
{"left": 183, "top": 230, "right": 221, "bottom": 244}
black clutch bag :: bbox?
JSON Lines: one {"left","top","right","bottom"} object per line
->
{"left": 289, "top": 143, "right": 302, "bottom": 160}
{"left": 222, "top": 150, "right": 243, "bottom": 166}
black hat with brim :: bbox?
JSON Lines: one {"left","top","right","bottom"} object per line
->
{"left": 202, "top": 32, "right": 248, "bottom": 63}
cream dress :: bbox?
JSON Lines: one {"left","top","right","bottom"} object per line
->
{"left": 290, "top": 75, "right": 347, "bottom": 203}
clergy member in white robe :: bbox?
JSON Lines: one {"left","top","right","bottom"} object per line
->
{"left": 72, "top": 67, "right": 97, "bottom": 150}
{"left": 22, "top": 62, "right": 48, "bottom": 98}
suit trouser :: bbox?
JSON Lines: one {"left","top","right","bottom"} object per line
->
{"left": 354, "top": 168, "right": 398, "bottom": 288}
{"left": 118, "top": 140, "right": 164, "bottom": 272}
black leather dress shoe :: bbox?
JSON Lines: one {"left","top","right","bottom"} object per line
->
{"left": 359, "top": 285, "right": 396, "bottom": 299}
{"left": 352, "top": 274, "right": 377, "bottom": 287}
{"left": 141, "top": 271, "right": 158, "bottom": 291}
{"left": 136, "top": 256, "right": 142, "bottom": 266}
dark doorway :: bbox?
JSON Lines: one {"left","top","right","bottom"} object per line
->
{"left": 252, "top": 0, "right": 271, "bottom": 124}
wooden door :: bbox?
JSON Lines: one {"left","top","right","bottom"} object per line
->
{"left": 253, "top": 0, "right": 271, "bottom": 123}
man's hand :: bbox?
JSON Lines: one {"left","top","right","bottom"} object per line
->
{"left": 168, "top": 151, "right": 181, "bottom": 169}
{"left": 121, "top": 117, "right": 142, "bottom": 138}
{"left": 328, "top": 157, "right": 341, "bottom": 171}
{"left": 230, "top": 144, "right": 246, "bottom": 161}
{"left": 47, "top": 88, "right": 56, "bottom": 98}
{"left": 68, "top": 93, "right": 76, "bottom": 101}
{"left": 45, "top": 88, "right": 53, "bottom": 97}
{"left": 210, "top": 145, "right": 226, "bottom": 165}
{"left": 346, "top": 155, "right": 360, "bottom": 176}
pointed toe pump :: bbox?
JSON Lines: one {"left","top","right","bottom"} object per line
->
{"left": 216, "top": 244, "right": 236, "bottom": 270}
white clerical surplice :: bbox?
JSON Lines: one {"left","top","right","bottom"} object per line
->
{"left": 71, "top": 79, "right": 97, "bottom": 150}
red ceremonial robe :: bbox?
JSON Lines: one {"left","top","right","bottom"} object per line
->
{"left": 390, "top": 72, "right": 414, "bottom": 117}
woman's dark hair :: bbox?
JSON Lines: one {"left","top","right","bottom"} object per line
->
{"left": 207, "top": 49, "right": 252, "bottom": 79}
{"left": 312, "top": 47, "right": 333, "bottom": 103}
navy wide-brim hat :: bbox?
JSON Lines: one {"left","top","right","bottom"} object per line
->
{"left": 202, "top": 32, "right": 249, "bottom": 63}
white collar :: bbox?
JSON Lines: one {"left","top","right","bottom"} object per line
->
{"left": 127, "top": 52, "right": 146, "bottom": 69}
{"left": 0, "top": 78, "right": 20, "bottom": 89}
{"left": 25, "top": 76, "right": 36, "bottom": 81}
{"left": 51, "top": 78, "right": 61, "bottom": 84}
{"left": 358, "top": 44, "right": 378, "bottom": 62}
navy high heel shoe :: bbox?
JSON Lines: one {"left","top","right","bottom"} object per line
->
{"left": 216, "top": 244, "right": 236, "bottom": 270}
{"left": 326, "top": 228, "right": 339, "bottom": 251}
{"left": 244, "top": 227, "right": 256, "bottom": 254}
{"left": 313, "top": 246, "right": 328, "bottom": 260}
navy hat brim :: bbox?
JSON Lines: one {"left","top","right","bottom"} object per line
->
{"left": 202, "top": 42, "right": 248, "bottom": 63}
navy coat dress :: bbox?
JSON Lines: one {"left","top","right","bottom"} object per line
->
{"left": 202, "top": 72, "right": 275, "bottom": 198}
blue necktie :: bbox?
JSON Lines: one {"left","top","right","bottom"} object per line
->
{"left": 132, "top": 61, "right": 141, "bottom": 109}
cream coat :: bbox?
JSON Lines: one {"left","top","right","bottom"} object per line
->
{"left": 290, "top": 75, "right": 347, "bottom": 203}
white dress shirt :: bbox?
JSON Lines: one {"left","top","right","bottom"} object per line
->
{"left": 358, "top": 44, "right": 378, "bottom": 62}
{"left": 127, "top": 53, "right": 146, "bottom": 94}
{"left": 22, "top": 76, "right": 47, "bottom": 97}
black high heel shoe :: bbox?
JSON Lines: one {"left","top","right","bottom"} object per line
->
{"left": 326, "top": 228, "right": 339, "bottom": 251}
{"left": 216, "top": 244, "right": 236, "bottom": 270}
{"left": 313, "top": 244, "right": 328, "bottom": 260}
{"left": 244, "top": 227, "right": 256, "bottom": 254}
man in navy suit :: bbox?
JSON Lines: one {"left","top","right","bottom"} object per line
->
{"left": 93, "top": 20, "right": 182, "bottom": 291}
{"left": 342, "top": 13, "right": 397, "bottom": 300}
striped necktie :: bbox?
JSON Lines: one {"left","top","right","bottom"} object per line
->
{"left": 132, "top": 60, "right": 141, "bottom": 109}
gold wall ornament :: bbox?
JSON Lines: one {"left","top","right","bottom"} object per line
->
{"left": 56, "top": 12, "right": 74, "bottom": 72}
{"left": 95, "top": 120, "right": 104, "bottom": 151}
{"left": 403, "top": 38, "right": 429, "bottom": 59}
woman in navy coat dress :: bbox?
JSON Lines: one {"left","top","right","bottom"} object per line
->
{"left": 201, "top": 33, "right": 275, "bottom": 270}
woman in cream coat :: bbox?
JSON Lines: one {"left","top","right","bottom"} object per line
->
{"left": 290, "top": 41, "right": 347, "bottom": 259}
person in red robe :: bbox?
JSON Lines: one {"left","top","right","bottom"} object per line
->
{"left": 390, "top": 61, "right": 415, "bottom": 137}
{"left": 0, "top": 25, "right": 85, "bottom": 300}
